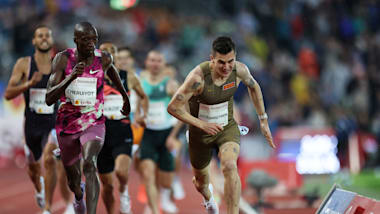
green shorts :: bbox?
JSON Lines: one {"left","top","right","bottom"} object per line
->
{"left": 138, "top": 128, "right": 175, "bottom": 172}
{"left": 189, "top": 120, "right": 240, "bottom": 170}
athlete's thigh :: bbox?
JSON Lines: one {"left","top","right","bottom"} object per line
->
{"left": 42, "top": 134, "right": 58, "bottom": 160}
{"left": 139, "top": 129, "right": 159, "bottom": 162}
{"left": 114, "top": 154, "right": 132, "bottom": 172}
{"left": 99, "top": 171, "right": 114, "bottom": 186}
{"left": 193, "top": 164, "right": 211, "bottom": 184}
{"left": 218, "top": 141, "right": 240, "bottom": 163}
{"left": 188, "top": 140, "right": 213, "bottom": 170}
{"left": 97, "top": 147, "right": 115, "bottom": 174}
{"left": 157, "top": 169, "right": 174, "bottom": 187}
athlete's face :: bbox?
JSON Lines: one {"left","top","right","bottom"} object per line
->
{"left": 145, "top": 52, "right": 165, "bottom": 75}
{"left": 32, "top": 27, "right": 53, "bottom": 53}
{"left": 74, "top": 29, "right": 98, "bottom": 57}
{"left": 210, "top": 51, "right": 236, "bottom": 78}
{"left": 99, "top": 43, "right": 117, "bottom": 59}
{"left": 116, "top": 50, "right": 134, "bottom": 70}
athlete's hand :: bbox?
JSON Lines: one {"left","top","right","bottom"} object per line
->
{"left": 27, "top": 72, "right": 43, "bottom": 87}
{"left": 72, "top": 62, "right": 85, "bottom": 78}
{"left": 260, "top": 119, "right": 275, "bottom": 149}
{"left": 200, "top": 121, "right": 223, "bottom": 135}
{"left": 135, "top": 115, "right": 146, "bottom": 127}
{"left": 165, "top": 135, "right": 177, "bottom": 151}
{"left": 121, "top": 98, "right": 131, "bottom": 116}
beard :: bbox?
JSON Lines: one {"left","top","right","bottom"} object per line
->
{"left": 36, "top": 46, "right": 52, "bottom": 53}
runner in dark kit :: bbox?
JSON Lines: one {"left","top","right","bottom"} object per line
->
{"left": 45, "top": 22, "right": 130, "bottom": 214}
{"left": 98, "top": 42, "right": 148, "bottom": 214}
{"left": 4, "top": 25, "right": 72, "bottom": 214}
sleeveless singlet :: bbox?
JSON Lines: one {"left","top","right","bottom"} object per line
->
{"left": 55, "top": 48, "right": 105, "bottom": 135}
{"left": 24, "top": 55, "right": 55, "bottom": 130}
{"left": 141, "top": 76, "right": 175, "bottom": 130}
{"left": 103, "top": 70, "right": 130, "bottom": 122}
{"left": 189, "top": 61, "right": 238, "bottom": 129}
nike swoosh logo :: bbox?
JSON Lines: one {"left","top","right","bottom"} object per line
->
{"left": 89, "top": 70, "right": 100, "bottom": 74}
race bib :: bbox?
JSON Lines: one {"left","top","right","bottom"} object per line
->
{"left": 29, "top": 88, "right": 54, "bottom": 114}
{"left": 198, "top": 101, "right": 228, "bottom": 126}
{"left": 65, "top": 77, "right": 97, "bottom": 106}
{"left": 103, "top": 94, "right": 125, "bottom": 120}
{"left": 146, "top": 101, "right": 166, "bottom": 125}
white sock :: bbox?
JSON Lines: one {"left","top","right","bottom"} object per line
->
{"left": 161, "top": 188, "right": 171, "bottom": 201}
{"left": 121, "top": 186, "right": 129, "bottom": 196}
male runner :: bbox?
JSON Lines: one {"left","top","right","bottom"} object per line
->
{"left": 4, "top": 25, "right": 72, "bottom": 214}
{"left": 45, "top": 22, "right": 130, "bottom": 214}
{"left": 98, "top": 42, "right": 148, "bottom": 214}
{"left": 116, "top": 47, "right": 145, "bottom": 147}
{"left": 167, "top": 36, "right": 275, "bottom": 214}
{"left": 138, "top": 50, "right": 181, "bottom": 214}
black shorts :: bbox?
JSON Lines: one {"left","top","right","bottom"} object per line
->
{"left": 24, "top": 123, "right": 53, "bottom": 162}
{"left": 97, "top": 120, "right": 133, "bottom": 174}
{"left": 138, "top": 128, "right": 175, "bottom": 172}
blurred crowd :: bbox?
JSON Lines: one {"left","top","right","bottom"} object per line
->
{"left": 1, "top": 0, "right": 380, "bottom": 164}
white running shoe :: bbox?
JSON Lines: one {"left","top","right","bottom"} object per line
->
{"left": 172, "top": 177, "right": 185, "bottom": 200}
{"left": 203, "top": 184, "right": 219, "bottom": 214}
{"left": 120, "top": 188, "right": 132, "bottom": 214}
{"left": 35, "top": 176, "right": 45, "bottom": 209}
{"left": 63, "top": 203, "right": 75, "bottom": 214}
{"left": 161, "top": 188, "right": 178, "bottom": 213}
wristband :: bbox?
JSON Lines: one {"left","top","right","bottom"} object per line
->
{"left": 258, "top": 113, "right": 268, "bottom": 120}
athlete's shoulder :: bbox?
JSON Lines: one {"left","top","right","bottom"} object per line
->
{"left": 52, "top": 50, "right": 69, "bottom": 64}
{"left": 16, "top": 56, "right": 31, "bottom": 66}
{"left": 13, "top": 56, "right": 31, "bottom": 73}
{"left": 235, "top": 61, "right": 249, "bottom": 71}
{"left": 186, "top": 65, "right": 204, "bottom": 84}
{"left": 198, "top": 61, "right": 210, "bottom": 71}
{"left": 139, "top": 70, "right": 149, "bottom": 79}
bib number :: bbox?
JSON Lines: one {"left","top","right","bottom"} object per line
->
{"left": 29, "top": 88, "right": 54, "bottom": 114}
{"left": 198, "top": 101, "right": 228, "bottom": 126}
{"left": 65, "top": 77, "right": 97, "bottom": 106}
{"left": 103, "top": 94, "right": 125, "bottom": 120}
{"left": 146, "top": 101, "right": 166, "bottom": 125}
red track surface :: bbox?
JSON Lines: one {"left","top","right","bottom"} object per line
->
{"left": 0, "top": 165, "right": 226, "bottom": 214}
{"left": 0, "top": 164, "right": 318, "bottom": 214}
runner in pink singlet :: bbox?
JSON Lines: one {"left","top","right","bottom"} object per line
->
{"left": 46, "top": 22, "right": 130, "bottom": 214}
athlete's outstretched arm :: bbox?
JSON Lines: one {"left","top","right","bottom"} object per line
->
{"left": 130, "top": 73, "right": 149, "bottom": 126}
{"left": 4, "top": 57, "right": 39, "bottom": 100}
{"left": 102, "top": 52, "right": 130, "bottom": 116}
{"left": 167, "top": 66, "right": 223, "bottom": 135}
{"left": 236, "top": 62, "right": 275, "bottom": 148}
{"left": 46, "top": 52, "right": 82, "bottom": 106}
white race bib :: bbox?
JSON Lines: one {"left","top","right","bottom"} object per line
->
{"left": 29, "top": 88, "right": 54, "bottom": 114}
{"left": 103, "top": 94, "right": 125, "bottom": 120}
{"left": 146, "top": 101, "right": 166, "bottom": 125}
{"left": 198, "top": 101, "right": 228, "bottom": 126}
{"left": 65, "top": 77, "right": 97, "bottom": 106}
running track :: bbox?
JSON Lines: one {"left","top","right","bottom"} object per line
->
{"left": 0, "top": 165, "right": 226, "bottom": 214}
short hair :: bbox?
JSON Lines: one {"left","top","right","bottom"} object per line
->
{"left": 212, "top": 36, "right": 235, "bottom": 55}
{"left": 33, "top": 24, "right": 51, "bottom": 38}
{"left": 118, "top": 46, "right": 133, "bottom": 57}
